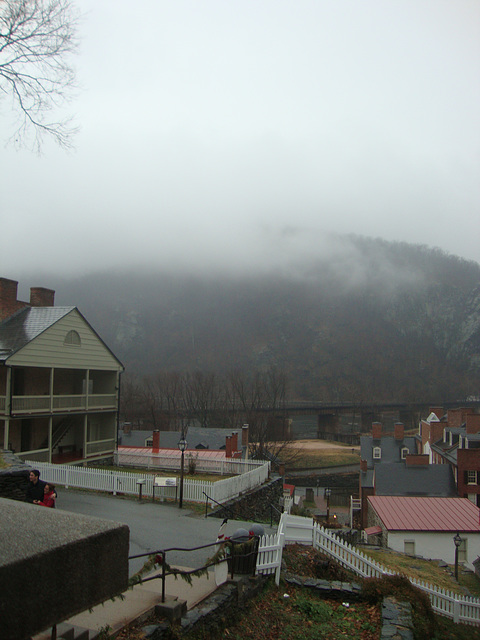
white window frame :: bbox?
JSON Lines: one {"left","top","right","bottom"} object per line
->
{"left": 401, "top": 447, "right": 409, "bottom": 460}
{"left": 467, "top": 470, "right": 477, "bottom": 485}
{"left": 373, "top": 446, "right": 381, "bottom": 460}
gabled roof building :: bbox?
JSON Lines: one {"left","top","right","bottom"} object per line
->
{"left": 418, "top": 407, "right": 480, "bottom": 507}
{"left": 0, "top": 277, "right": 124, "bottom": 464}
{"left": 359, "top": 421, "right": 434, "bottom": 528}
{"left": 367, "top": 495, "right": 480, "bottom": 569}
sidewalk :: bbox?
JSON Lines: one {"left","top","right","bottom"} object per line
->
{"left": 34, "top": 567, "right": 218, "bottom": 639}
{"left": 297, "top": 490, "right": 351, "bottom": 526}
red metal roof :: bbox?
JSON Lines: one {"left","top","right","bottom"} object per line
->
{"left": 283, "top": 483, "right": 295, "bottom": 496}
{"left": 118, "top": 446, "right": 228, "bottom": 460}
{"left": 364, "top": 526, "right": 382, "bottom": 536}
{"left": 368, "top": 496, "right": 480, "bottom": 532}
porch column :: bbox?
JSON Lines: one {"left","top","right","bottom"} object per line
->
{"left": 48, "top": 416, "right": 53, "bottom": 463}
{"left": 85, "top": 370, "right": 90, "bottom": 410}
{"left": 4, "top": 368, "right": 12, "bottom": 449}
{"left": 83, "top": 414, "right": 88, "bottom": 460}
{"left": 49, "top": 367, "right": 55, "bottom": 413}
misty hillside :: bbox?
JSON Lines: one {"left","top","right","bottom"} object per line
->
{"left": 48, "top": 235, "right": 480, "bottom": 403}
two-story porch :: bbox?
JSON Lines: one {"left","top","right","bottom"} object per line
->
{"left": 0, "top": 365, "right": 121, "bottom": 463}
{"left": 0, "top": 294, "right": 124, "bottom": 465}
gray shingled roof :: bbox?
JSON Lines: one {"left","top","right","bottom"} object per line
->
{"left": 0, "top": 307, "right": 75, "bottom": 361}
{"left": 374, "top": 463, "right": 457, "bottom": 497}
{"left": 360, "top": 435, "right": 417, "bottom": 467}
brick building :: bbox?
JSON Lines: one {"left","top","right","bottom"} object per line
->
{"left": 418, "top": 407, "right": 480, "bottom": 507}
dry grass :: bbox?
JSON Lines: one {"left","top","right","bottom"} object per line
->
{"left": 287, "top": 445, "right": 359, "bottom": 469}
{"left": 90, "top": 465, "right": 234, "bottom": 483}
{"left": 360, "top": 546, "right": 480, "bottom": 597}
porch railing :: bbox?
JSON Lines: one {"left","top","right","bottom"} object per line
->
{"left": 86, "top": 438, "right": 116, "bottom": 456}
{"left": 7, "top": 393, "right": 117, "bottom": 414}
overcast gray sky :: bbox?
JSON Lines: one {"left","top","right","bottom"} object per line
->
{"left": 2, "top": 0, "right": 479, "bottom": 280}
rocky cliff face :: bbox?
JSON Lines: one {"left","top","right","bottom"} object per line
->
{"left": 457, "top": 284, "right": 480, "bottom": 369}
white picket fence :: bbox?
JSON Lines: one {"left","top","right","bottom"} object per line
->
{"left": 32, "top": 460, "right": 270, "bottom": 507}
{"left": 255, "top": 513, "right": 480, "bottom": 627}
{"left": 116, "top": 449, "right": 264, "bottom": 476}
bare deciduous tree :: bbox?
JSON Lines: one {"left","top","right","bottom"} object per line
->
{"left": 0, "top": 0, "right": 79, "bottom": 151}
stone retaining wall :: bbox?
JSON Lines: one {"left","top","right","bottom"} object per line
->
{"left": 0, "top": 451, "right": 31, "bottom": 501}
{"left": 210, "top": 476, "right": 284, "bottom": 523}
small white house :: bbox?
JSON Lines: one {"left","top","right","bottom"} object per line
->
{"left": 367, "top": 495, "right": 480, "bottom": 570}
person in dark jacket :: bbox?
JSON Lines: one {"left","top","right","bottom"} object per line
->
{"left": 25, "top": 469, "right": 46, "bottom": 503}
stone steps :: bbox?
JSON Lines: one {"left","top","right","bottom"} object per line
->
{"left": 33, "top": 622, "right": 100, "bottom": 640}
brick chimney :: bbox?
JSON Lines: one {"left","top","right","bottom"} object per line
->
{"left": 394, "top": 422, "right": 404, "bottom": 440}
{"left": 466, "top": 414, "right": 480, "bottom": 435}
{"left": 152, "top": 430, "right": 160, "bottom": 453}
{"left": 0, "top": 278, "right": 27, "bottom": 322}
{"left": 360, "top": 459, "right": 368, "bottom": 472}
{"left": 225, "top": 435, "right": 232, "bottom": 458}
{"left": 231, "top": 432, "right": 240, "bottom": 458}
{"left": 429, "top": 421, "right": 445, "bottom": 446}
{"left": 30, "top": 286, "right": 55, "bottom": 307}
{"left": 405, "top": 454, "right": 429, "bottom": 466}
{"left": 0, "top": 277, "right": 55, "bottom": 322}
{"left": 242, "top": 424, "right": 249, "bottom": 447}
{"left": 372, "top": 422, "right": 382, "bottom": 440}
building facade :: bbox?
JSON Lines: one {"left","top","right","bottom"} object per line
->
{"left": 0, "top": 278, "right": 124, "bottom": 464}
{"left": 419, "top": 408, "right": 480, "bottom": 507}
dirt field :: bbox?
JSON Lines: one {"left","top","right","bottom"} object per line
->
{"left": 292, "top": 439, "right": 360, "bottom": 452}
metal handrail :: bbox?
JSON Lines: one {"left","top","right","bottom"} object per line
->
{"left": 129, "top": 536, "right": 259, "bottom": 602}
{"left": 202, "top": 491, "right": 238, "bottom": 519}
{"left": 202, "top": 490, "right": 283, "bottom": 527}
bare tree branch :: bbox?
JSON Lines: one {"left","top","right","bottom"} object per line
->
{"left": 0, "top": 0, "right": 80, "bottom": 151}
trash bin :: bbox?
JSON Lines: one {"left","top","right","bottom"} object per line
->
{"left": 227, "top": 528, "right": 260, "bottom": 575}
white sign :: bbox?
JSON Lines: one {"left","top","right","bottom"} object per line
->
{"left": 154, "top": 477, "right": 177, "bottom": 487}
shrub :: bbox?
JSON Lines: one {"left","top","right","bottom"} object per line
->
{"left": 187, "top": 453, "right": 198, "bottom": 475}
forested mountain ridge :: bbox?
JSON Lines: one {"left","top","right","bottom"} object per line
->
{"left": 47, "top": 235, "right": 480, "bottom": 403}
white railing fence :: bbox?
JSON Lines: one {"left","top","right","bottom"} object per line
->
{"left": 115, "top": 449, "right": 265, "bottom": 476}
{"left": 254, "top": 513, "right": 480, "bottom": 627}
{"left": 31, "top": 461, "right": 270, "bottom": 507}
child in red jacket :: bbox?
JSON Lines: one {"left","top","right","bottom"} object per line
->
{"left": 34, "top": 483, "right": 56, "bottom": 508}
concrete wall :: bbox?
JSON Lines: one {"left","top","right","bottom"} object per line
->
{"left": 0, "top": 498, "right": 129, "bottom": 640}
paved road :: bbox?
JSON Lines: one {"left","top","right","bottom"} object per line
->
{"left": 57, "top": 489, "right": 276, "bottom": 576}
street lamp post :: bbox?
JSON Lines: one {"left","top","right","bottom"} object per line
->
{"left": 454, "top": 532, "right": 462, "bottom": 581}
{"left": 324, "top": 487, "right": 331, "bottom": 524}
{"left": 178, "top": 433, "right": 188, "bottom": 509}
